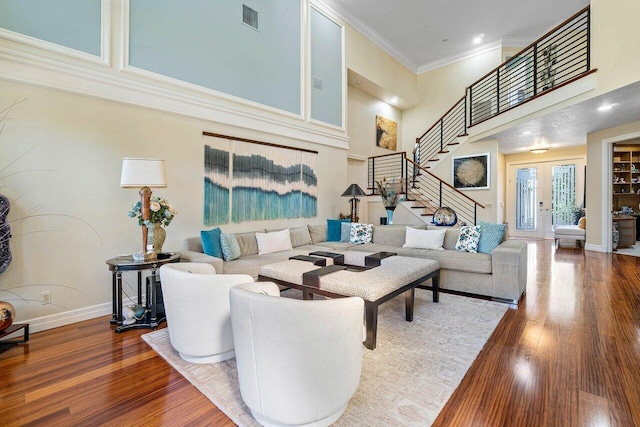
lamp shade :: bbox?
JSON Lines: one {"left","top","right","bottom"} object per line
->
{"left": 341, "top": 184, "right": 366, "bottom": 197}
{"left": 120, "top": 158, "right": 167, "bottom": 188}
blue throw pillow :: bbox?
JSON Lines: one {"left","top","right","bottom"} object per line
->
{"left": 327, "top": 219, "right": 350, "bottom": 242}
{"left": 340, "top": 221, "right": 352, "bottom": 243}
{"left": 220, "top": 233, "right": 241, "bottom": 261}
{"left": 477, "top": 221, "right": 507, "bottom": 254}
{"left": 201, "top": 227, "right": 223, "bottom": 258}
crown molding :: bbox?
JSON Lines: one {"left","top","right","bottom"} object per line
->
{"left": 502, "top": 37, "right": 535, "bottom": 49}
{"left": 417, "top": 40, "right": 503, "bottom": 74}
{"left": 311, "top": 0, "right": 418, "bottom": 73}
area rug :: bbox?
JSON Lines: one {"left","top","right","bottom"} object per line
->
{"left": 142, "top": 290, "right": 508, "bottom": 426}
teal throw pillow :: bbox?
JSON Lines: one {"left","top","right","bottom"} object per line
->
{"left": 340, "top": 221, "right": 352, "bottom": 243}
{"left": 220, "top": 233, "right": 241, "bottom": 261}
{"left": 327, "top": 219, "right": 350, "bottom": 242}
{"left": 477, "top": 221, "right": 507, "bottom": 254}
{"left": 201, "top": 228, "right": 222, "bottom": 258}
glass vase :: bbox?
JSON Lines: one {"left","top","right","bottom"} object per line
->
{"left": 385, "top": 206, "right": 396, "bottom": 225}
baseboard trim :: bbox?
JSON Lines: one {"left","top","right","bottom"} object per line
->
{"left": 584, "top": 243, "right": 606, "bottom": 253}
{"left": 19, "top": 302, "right": 113, "bottom": 335}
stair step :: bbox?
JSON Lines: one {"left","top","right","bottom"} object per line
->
{"left": 428, "top": 159, "right": 439, "bottom": 162}
{"left": 448, "top": 142, "right": 460, "bottom": 145}
{"left": 457, "top": 133, "right": 469, "bottom": 137}
{"left": 438, "top": 151, "right": 449, "bottom": 154}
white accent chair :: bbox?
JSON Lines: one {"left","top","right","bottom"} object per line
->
{"left": 159, "top": 263, "right": 253, "bottom": 363}
{"left": 230, "top": 282, "right": 364, "bottom": 427}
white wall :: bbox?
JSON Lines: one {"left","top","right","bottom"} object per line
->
{"left": 346, "top": 85, "right": 403, "bottom": 220}
{"left": 0, "top": 80, "right": 346, "bottom": 329}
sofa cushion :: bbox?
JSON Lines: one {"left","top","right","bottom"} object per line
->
{"left": 290, "top": 226, "right": 312, "bottom": 247}
{"left": 308, "top": 224, "right": 327, "bottom": 244}
{"left": 477, "top": 221, "right": 507, "bottom": 254}
{"left": 200, "top": 227, "right": 223, "bottom": 258}
{"left": 456, "top": 225, "right": 481, "bottom": 253}
{"left": 396, "top": 247, "right": 492, "bottom": 274}
{"left": 256, "top": 229, "right": 294, "bottom": 255}
{"left": 372, "top": 225, "right": 405, "bottom": 246}
{"left": 403, "top": 227, "right": 446, "bottom": 250}
{"left": 428, "top": 226, "right": 460, "bottom": 250}
{"left": 350, "top": 223, "right": 373, "bottom": 244}
{"left": 236, "top": 232, "right": 260, "bottom": 257}
{"left": 327, "top": 219, "right": 350, "bottom": 242}
{"left": 220, "top": 233, "right": 241, "bottom": 261}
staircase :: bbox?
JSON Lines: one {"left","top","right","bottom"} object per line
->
{"left": 368, "top": 5, "right": 593, "bottom": 225}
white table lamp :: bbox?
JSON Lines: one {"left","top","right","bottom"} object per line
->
{"left": 121, "top": 158, "right": 167, "bottom": 259}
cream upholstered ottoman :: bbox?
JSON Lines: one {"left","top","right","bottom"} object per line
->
{"left": 259, "top": 252, "right": 440, "bottom": 350}
{"left": 554, "top": 224, "right": 586, "bottom": 249}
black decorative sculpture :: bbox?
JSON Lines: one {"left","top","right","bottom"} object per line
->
{"left": 0, "top": 193, "right": 11, "bottom": 274}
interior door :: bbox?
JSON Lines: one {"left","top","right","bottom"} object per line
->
{"left": 507, "top": 158, "right": 585, "bottom": 239}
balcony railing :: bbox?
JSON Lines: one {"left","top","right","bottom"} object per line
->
{"left": 468, "top": 6, "right": 592, "bottom": 126}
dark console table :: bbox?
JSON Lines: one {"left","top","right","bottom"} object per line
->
{"left": 106, "top": 253, "right": 181, "bottom": 332}
{"left": 0, "top": 323, "right": 29, "bottom": 353}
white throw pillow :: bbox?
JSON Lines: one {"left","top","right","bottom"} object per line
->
{"left": 403, "top": 227, "right": 446, "bottom": 250}
{"left": 256, "top": 229, "right": 293, "bottom": 255}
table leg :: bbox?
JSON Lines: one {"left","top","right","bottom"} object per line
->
{"left": 150, "top": 270, "right": 157, "bottom": 323}
{"left": 405, "top": 288, "right": 415, "bottom": 321}
{"left": 364, "top": 302, "right": 378, "bottom": 350}
{"left": 116, "top": 272, "right": 123, "bottom": 327}
{"left": 137, "top": 271, "right": 143, "bottom": 306}
{"left": 110, "top": 272, "right": 117, "bottom": 324}
{"left": 432, "top": 271, "right": 440, "bottom": 303}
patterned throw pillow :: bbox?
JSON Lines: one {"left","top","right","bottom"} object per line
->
{"left": 477, "top": 221, "right": 506, "bottom": 254}
{"left": 220, "top": 233, "right": 241, "bottom": 261}
{"left": 455, "top": 225, "right": 481, "bottom": 253}
{"left": 349, "top": 223, "right": 373, "bottom": 244}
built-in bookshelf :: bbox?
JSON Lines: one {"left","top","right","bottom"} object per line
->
{"left": 613, "top": 146, "right": 640, "bottom": 211}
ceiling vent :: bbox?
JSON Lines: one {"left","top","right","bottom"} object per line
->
{"left": 243, "top": 5, "right": 259, "bottom": 31}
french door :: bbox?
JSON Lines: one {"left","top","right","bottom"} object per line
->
{"left": 507, "top": 158, "right": 585, "bottom": 239}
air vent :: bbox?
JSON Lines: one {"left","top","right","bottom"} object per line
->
{"left": 243, "top": 5, "right": 259, "bottom": 31}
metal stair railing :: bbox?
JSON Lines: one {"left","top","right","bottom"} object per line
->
{"left": 367, "top": 152, "right": 484, "bottom": 225}
{"left": 415, "top": 96, "right": 466, "bottom": 170}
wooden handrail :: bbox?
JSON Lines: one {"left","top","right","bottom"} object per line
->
{"left": 465, "top": 5, "right": 590, "bottom": 91}
{"left": 417, "top": 96, "right": 466, "bottom": 140}
{"left": 406, "top": 157, "right": 485, "bottom": 208}
{"left": 367, "top": 151, "right": 405, "bottom": 160}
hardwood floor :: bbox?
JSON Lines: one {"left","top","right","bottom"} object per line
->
{"left": 1, "top": 240, "right": 639, "bottom": 426}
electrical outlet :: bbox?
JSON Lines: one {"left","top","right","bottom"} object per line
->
{"left": 42, "top": 291, "right": 51, "bottom": 305}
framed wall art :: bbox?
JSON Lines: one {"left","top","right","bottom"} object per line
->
{"left": 375, "top": 115, "right": 397, "bottom": 151}
{"left": 452, "top": 153, "right": 490, "bottom": 190}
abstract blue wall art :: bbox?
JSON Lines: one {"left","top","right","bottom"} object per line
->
{"left": 203, "top": 133, "right": 317, "bottom": 224}
{"left": 203, "top": 137, "right": 230, "bottom": 225}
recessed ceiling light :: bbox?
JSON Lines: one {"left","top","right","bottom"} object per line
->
{"left": 356, "top": 80, "right": 362, "bottom": 85}
{"left": 598, "top": 104, "right": 613, "bottom": 111}
{"left": 522, "top": 131, "right": 532, "bottom": 136}
{"left": 473, "top": 34, "right": 484, "bottom": 44}
{"left": 390, "top": 96, "right": 398, "bottom": 104}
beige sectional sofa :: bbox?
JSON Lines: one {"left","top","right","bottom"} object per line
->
{"left": 182, "top": 224, "right": 528, "bottom": 304}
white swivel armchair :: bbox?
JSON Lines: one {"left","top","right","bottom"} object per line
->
{"left": 230, "top": 282, "right": 364, "bottom": 427}
{"left": 159, "top": 263, "right": 253, "bottom": 363}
